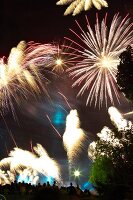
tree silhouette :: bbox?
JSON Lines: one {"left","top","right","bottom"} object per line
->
{"left": 117, "top": 46, "right": 133, "bottom": 102}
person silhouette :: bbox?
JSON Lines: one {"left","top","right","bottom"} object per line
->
{"left": 67, "top": 183, "right": 76, "bottom": 195}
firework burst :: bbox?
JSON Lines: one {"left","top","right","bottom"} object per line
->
{"left": 66, "top": 14, "right": 133, "bottom": 107}
{"left": 46, "top": 43, "right": 76, "bottom": 74}
{"left": 46, "top": 44, "right": 66, "bottom": 74}
{"left": 0, "top": 41, "right": 58, "bottom": 115}
{"left": 56, "top": 0, "right": 108, "bottom": 16}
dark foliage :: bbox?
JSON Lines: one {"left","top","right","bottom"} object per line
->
{"left": 117, "top": 46, "right": 133, "bottom": 102}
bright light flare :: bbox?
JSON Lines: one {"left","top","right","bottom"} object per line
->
{"left": 98, "top": 56, "right": 116, "bottom": 69}
{"left": 74, "top": 170, "right": 80, "bottom": 177}
{"left": 55, "top": 58, "right": 63, "bottom": 66}
{"left": 53, "top": 57, "right": 64, "bottom": 73}
{"left": 47, "top": 43, "right": 75, "bottom": 74}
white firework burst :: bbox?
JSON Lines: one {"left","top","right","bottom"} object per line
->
{"left": 56, "top": 0, "right": 108, "bottom": 16}
{"left": 65, "top": 14, "right": 133, "bottom": 107}
{"left": 0, "top": 41, "right": 58, "bottom": 116}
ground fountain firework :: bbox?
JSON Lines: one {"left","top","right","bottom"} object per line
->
{"left": 63, "top": 109, "right": 87, "bottom": 181}
{"left": 0, "top": 144, "right": 61, "bottom": 185}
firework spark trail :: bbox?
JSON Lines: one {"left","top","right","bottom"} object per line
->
{"left": 0, "top": 41, "right": 58, "bottom": 115}
{"left": 58, "top": 105, "right": 68, "bottom": 114}
{"left": 58, "top": 91, "right": 72, "bottom": 109}
{"left": 30, "top": 140, "right": 34, "bottom": 153}
{"left": 63, "top": 110, "right": 86, "bottom": 179}
{"left": 46, "top": 114, "right": 62, "bottom": 139}
{"left": 9, "top": 131, "right": 18, "bottom": 148}
{"left": 4, "top": 142, "right": 9, "bottom": 156}
{"left": 124, "top": 111, "right": 133, "bottom": 116}
{"left": 25, "top": 42, "right": 58, "bottom": 78}
{"left": 2, "top": 116, "right": 18, "bottom": 147}
{"left": 65, "top": 14, "right": 133, "bottom": 107}
{"left": 0, "top": 144, "right": 61, "bottom": 185}
{"left": 56, "top": 0, "right": 108, "bottom": 16}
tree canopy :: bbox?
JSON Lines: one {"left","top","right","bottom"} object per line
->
{"left": 117, "top": 46, "right": 133, "bottom": 102}
{"left": 89, "top": 107, "right": 133, "bottom": 186}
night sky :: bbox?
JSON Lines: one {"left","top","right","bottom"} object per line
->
{"left": 0, "top": 0, "right": 132, "bottom": 54}
{"left": 0, "top": 0, "right": 133, "bottom": 184}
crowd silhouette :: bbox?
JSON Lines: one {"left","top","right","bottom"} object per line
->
{"left": 0, "top": 180, "right": 131, "bottom": 200}
{"left": 0, "top": 180, "right": 94, "bottom": 200}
